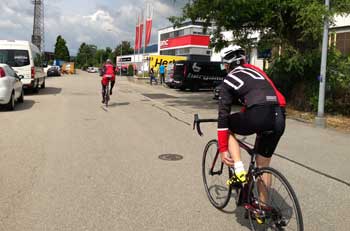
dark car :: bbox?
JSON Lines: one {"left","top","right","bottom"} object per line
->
{"left": 172, "top": 60, "right": 226, "bottom": 91}
{"left": 47, "top": 66, "right": 61, "bottom": 77}
{"left": 213, "top": 84, "right": 221, "bottom": 99}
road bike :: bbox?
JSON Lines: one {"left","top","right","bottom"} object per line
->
{"left": 103, "top": 76, "right": 112, "bottom": 107}
{"left": 193, "top": 114, "right": 303, "bottom": 230}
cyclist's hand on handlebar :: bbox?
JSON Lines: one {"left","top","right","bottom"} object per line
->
{"left": 220, "top": 151, "right": 234, "bottom": 167}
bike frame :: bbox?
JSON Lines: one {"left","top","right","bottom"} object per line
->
{"left": 193, "top": 114, "right": 258, "bottom": 174}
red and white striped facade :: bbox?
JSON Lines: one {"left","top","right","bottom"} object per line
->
{"left": 158, "top": 22, "right": 213, "bottom": 60}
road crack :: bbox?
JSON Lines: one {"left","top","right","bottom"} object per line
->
{"left": 152, "top": 104, "right": 191, "bottom": 126}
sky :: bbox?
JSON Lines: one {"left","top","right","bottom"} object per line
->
{"left": 0, "top": 0, "right": 187, "bottom": 55}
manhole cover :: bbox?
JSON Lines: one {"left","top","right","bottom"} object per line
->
{"left": 158, "top": 154, "right": 183, "bottom": 161}
{"left": 142, "top": 93, "right": 177, "bottom": 99}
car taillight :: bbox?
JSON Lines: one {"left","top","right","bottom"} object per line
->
{"left": 31, "top": 66, "right": 35, "bottom": 78}
{"left": 0, "top": 67, "right": 5, "bottom": 78}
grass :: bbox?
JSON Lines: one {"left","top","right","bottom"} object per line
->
{"left": 286, "top": 107, "right": 350, "bottom": 132}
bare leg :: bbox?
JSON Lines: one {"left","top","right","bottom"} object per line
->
{"left": 256, "top": 155, "right": 272, "bottom": 205}
{"left": 228, "top": 134, "right": 241, "bottom": 163}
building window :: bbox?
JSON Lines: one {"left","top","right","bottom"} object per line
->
{"left": 336, "top": 32, "right": 350, "bottom": 55}
{"left": 175, "top": 48, "right": 190, "bottom": 55}
{"left": 160, "top": 50, "right": 176, "bottom": 56}
{"left": 174, "top": 29, "right": 184, "bottom": 37}
{"left": 192, "top": 27, "right": 203, "bottom": 35}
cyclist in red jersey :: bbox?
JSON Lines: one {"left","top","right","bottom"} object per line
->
{"left": 101, "top": 59, "right": 116, "bottom": 103}
{"left": 217, "top": 45, "right": 286, "bottom": 185}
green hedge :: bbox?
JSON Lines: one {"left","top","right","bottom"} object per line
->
{"left": 267, "top": 48, "right": 350, "bottom": 115}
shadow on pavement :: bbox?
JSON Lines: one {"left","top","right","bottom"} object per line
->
{"left": 164, "top": 93, "right": 219, "bottom": 110}
{"left": 0, "top": 100, "right": 35, "bottom": 112}
{"left": 108, "top": 102, "right": 130, "bottom": 107}
{"left": 25, "top": 87, "right": 62, "bottom": 96}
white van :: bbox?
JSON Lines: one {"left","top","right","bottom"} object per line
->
{"left": 0, "top": 40, "right": 46, "bottom": 93}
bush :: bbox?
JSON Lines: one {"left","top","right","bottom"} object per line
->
{"left": 127, "top": 64, "right": 134, "bottom": 76}
{"left": 267, "top": 48, "right": 320, "bottom": 111}
{"left": 267, "top": 48, "right": 350, "bottom": 115}
{"left": 325, "top": 49, "right": 350, "bottom": 115}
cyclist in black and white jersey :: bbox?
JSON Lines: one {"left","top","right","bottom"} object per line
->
{"left": 217, "top": 45, "right": 286, "bottom": 184}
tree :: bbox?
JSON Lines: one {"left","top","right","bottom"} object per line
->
{"left": 171, "top": 0, "right": 350, "bottom": 114}
{"left": 170, "top": 0, "right": 350, "bottom": 53}
{"left": 54, "top": 35, "right": 70, "bottom": 61}
{"left": 114, "top": 41, "right": 134, "bottom": 57}
{"left": 76, "top": 43, "right": 97, "bottom": 68}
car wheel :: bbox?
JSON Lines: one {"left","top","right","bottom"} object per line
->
{"left": 32, "top": 80, "right": 39, "bottom": 93}
{"left": 190, "top": 83, "right": 199, "bottom": 92}
{"left": 6, "top": 91, "right": 15, "bottom": 111}
{"left": 41, "top": 79, "right": 46, "bottom": 89}
{"left": 18, "top": 89, "right": 24, "bottom": 103}
{"left": 179, "top": 86, "right": 186, "bottom": 91}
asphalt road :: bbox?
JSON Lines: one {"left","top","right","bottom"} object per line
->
{"left": 0, "top": 70, "right": 349, "bottom": 230}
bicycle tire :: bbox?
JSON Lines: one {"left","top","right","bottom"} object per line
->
{"left": 247, "top": 167, "right": 303, "bottom": 231}
{"left": 105, "top": 85, "right": 109, "bottom": 107}
{"left": 202, "top": 139, "right": 232, "bottom": 209}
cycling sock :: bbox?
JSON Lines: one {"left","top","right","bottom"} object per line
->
{"left": 234, "top": 161, "right": 245, "bottom": 173}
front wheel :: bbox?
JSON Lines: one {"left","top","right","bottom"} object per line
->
{"left": 247, "top": 167, "right": 303, "bottom": 231}
{"left": 202, "top": 139, "right": 232, "bottom": 209}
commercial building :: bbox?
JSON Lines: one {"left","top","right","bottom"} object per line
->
{"left": 158, "top": 21, "right": 213, "bottom": 62}
{"left": 330, "top": 15, "right": 350, "bottom": 55}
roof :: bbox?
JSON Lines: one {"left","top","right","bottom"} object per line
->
{"left": 0, "top": 40, "right": 31, "bottom": 46}
{"left": 158, "top": 20, "right": 212, "bottom": 31}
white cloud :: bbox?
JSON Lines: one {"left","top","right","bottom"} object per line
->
{"left": 0, "top": 0, "right": 187, "bottom": 55}
{"left": 0, "top": 20, "right": 22, "bottom": 30}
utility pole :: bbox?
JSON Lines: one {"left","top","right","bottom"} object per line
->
{"left": 315, "top": 0, "right": 330, "bottom": 128}
{"left": 120, "top": 42, "right": 123, "bottom": 76}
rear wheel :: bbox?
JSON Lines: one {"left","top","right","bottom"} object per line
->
{"left": 190, "top": 83, "right": 199, "bottom": 92}
{"left": 41, "top": 78, "right": 46, "bottom": 88}
{"left": 6, "top": 91, "right": 15, "bottom": 111}
{"left": 247, "top": 167, "right": 303, "bottom": 231}
{"left": 105, "top": 86, "right": 109, "bottom": 107}
{"left": 32, "top": 80, "right": 39, "bottom": 93}
{"left": 202, "top": 139, "right": 232, "bottom": 209}
{"left": 18, "top": 89, "right": 24, "bottom": 103}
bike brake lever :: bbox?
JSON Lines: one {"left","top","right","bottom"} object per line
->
{"left": 193, "top": 114, "right": 203, "bottom": 136}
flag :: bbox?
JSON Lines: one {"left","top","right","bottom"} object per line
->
{"left": 138, "top": 10, "right": 144, "bottom": 51}
{"left": 145, "top": 4, "right": 153, "bottom": 47}
{"left": 134, "top": 15, "right": 139, "bottom": 50}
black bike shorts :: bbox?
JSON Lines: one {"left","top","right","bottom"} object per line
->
{"left": 228, "top": 105, "right": 286, "bottom": 158}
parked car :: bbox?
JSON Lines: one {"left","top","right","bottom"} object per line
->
{"left": 172, "top": 60, "right": 226, "bottom": 91}
{"left": 0, "top": 63, "right": 24, "bottom": 110}
{"left": 213, "top": 84, "right": 221, "bottom": 100}
{"left": 47, "top": 66, "right": 61, "bottom": 77}
{"left": 0, "top": 40, "right": 46, "bottom": 93}
{"left": 87, "top": 67, "right": 98, "bottom": 73}
{"left": 165, "top": 63, "right": 175, "bottom": 88}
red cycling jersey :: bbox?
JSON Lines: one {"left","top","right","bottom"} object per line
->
{"left": 102, "top": 63, "right": 115, "bottom": 85}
